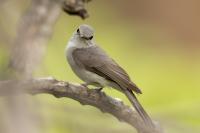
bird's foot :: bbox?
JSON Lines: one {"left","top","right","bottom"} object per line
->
{"left": 81, "top": 83, "right": 89, "bottom": 88}
{"left": 94, "top": 87, "right": 103, "bottom": 92}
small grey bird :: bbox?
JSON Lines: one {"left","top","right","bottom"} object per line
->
{"left": 66, "top": 24, "right": 153, "bottom": 126}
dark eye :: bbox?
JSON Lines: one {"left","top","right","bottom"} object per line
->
{"left": 89, "top": 36, "right": 93, "bottom": 40}
{"left": 77, "top": 29, "right": 80, "bottom": 33}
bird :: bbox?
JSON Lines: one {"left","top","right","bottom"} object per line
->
{"left": 65, "top": 24, "right": 154, "bottom": 127}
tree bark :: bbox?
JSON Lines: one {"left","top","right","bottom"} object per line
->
{"left": 0, "top": 77, "right": 163, "bottom": 133}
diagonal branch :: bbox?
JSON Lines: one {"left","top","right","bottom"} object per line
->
{"left": 0, "top": 77, "right": 162, "bottom": 133}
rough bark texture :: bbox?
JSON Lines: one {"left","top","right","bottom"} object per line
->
{"left": 0, "top": 77, "right": 163, "bottom": 133}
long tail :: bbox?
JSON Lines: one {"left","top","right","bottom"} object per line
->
{"left": 124, "top": 89, "right": 154, "bottom": 127}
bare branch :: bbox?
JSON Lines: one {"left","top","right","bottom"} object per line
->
{"left": 0, "top": 77, "right": 163, "bottom": 133}
{"left": 1, "top": 0, "right": 162, "bottom": 132}
{"left": 9, "top": 0, "right": 61, "bottom": 78}
{"left": 3, "top": 1, "right": 61, "bottom": 133}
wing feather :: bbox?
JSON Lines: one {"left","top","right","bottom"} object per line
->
{"left": 72, "top": 45, "right": 142, "bottom": 94}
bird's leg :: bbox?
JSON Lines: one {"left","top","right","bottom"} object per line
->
{"left": 81, "top": 82, "right": 90, "bottom": 88}
{"left": 89, "top": 82, "right": 104, "bottom": 92}
{"left": 95, "top": 87, "right": 103, "bottom": 92}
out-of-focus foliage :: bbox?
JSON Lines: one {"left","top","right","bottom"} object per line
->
{"left": 0, "top": 0, "right": 200, "bottom": 133}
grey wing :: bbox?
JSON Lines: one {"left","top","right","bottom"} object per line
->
{"left": 72, "top": 46, "right": 142, "bottom": 94}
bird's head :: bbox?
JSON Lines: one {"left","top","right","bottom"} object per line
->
{"left": 68, "top": 24, "right": 95, "bottom": 48}
{"left": 75, "top": 24, "right": 94, "bottom": 41}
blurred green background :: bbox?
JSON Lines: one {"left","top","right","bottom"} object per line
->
{"left": 0, "top": 0, "right": 200, "bottom": 133}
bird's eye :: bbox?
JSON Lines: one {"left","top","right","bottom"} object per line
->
{"left": 77, "top": 29, "right": 80, "bottom": 33}
{"left": 89, "top": 36, "right": 93, "bottom": 40}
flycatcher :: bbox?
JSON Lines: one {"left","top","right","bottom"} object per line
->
{"left": 66, "top": 24, "right": 153, "bottom": 126}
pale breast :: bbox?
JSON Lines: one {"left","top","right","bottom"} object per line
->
{"left": 66, "top": 41, "right": 109, "bottom": 86}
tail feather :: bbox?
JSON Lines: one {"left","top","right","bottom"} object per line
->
{"left": 124, "top": 89, "right": 154, "bottom": 127}
{"left": 128, "top": 82, "right": 142, "bottom": 94}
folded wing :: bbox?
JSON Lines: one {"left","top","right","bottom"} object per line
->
{"left": 72, "top": 46, "right": 142, "bottom": 94}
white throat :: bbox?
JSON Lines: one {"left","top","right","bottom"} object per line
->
{"left": 67, "top": 34, "right": 94, "bottom": 50}
{"left": 67, "top": 35, "right": 83, "bottom": 49}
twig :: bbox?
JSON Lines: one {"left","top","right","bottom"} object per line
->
{"left": 62, "top": 0, "right": 91, "bottom": 19}
{"left": 0, "top": 77, "right": 163, "bottom": 133}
